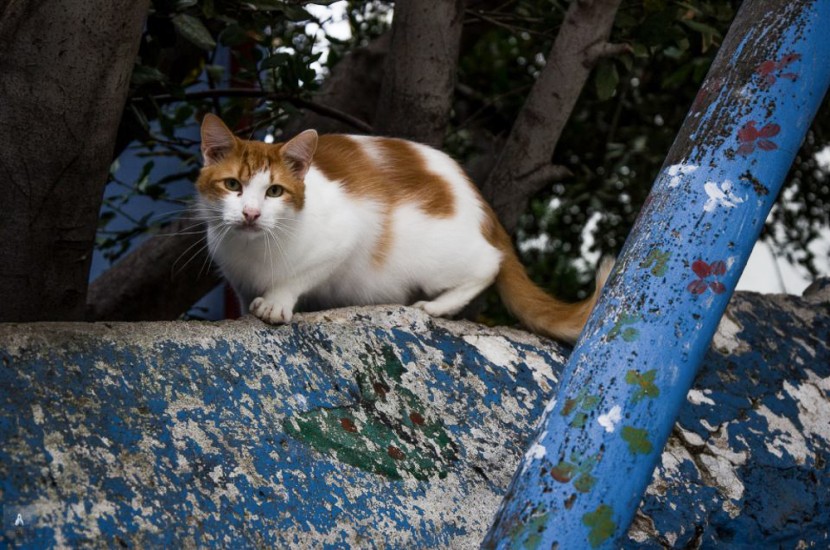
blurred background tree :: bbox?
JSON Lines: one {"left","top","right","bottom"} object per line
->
{"left": 8, "top": 0, "right": 827, "bottom": 323}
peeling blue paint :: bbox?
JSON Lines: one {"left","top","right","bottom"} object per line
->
{"left": 485, "top": 0, "right": 830, "bottom": 547}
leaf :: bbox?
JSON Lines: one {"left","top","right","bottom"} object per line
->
{"left": 710, "top": 260, "right": 726, "bottom": 276}
{"left": 661, "top": 64, "right": 691, "bottom": 89}
{"left": 758, "top": 123, "right": 781, "bottom": 138}
{"left": 691, "top": 259, "right": 711, "bottom": 278}
{"left": 581, "top": 394, "right": 600, "bottom": 411}
{"left": 756, "top": 60, "right": 777, "bottom": 76}
{"left": 550, "top": 461, "right": 576, "bottom": 483}
{"left": 570, "top": 412, "right": 588, "bottom": 428}
{"left": 260, "top": 53, "right": 293, "bottom": 70}
{"left": 687, "top": 279, "right": 708, "bottom": 295}
{"left": 562, "top": 398, "right": 578, "bottom": 416}
{"left": 631, "top": 43, "right": 650, "bottom": 59}
{"left": 136, "top": 161, "right": 155, "bottom": 194}
{"left": 626, "top": 369, "right": 659, "bottom": 403}
{"left": 242, "top": 0, "right": 284, "bottom": 11}
{"left": 643, "top": 0, "right": 666, "bottom": 12}
{"left": 737, "top": 142, "right": 755, "bottom": 156}
{"left": 172, "top": 13, "right": 216, "bottom": 51}
{"left": 99, "top": 211, "right": 116, "bottom": 228}
{"left": 131, "top": 64, "right": 167, "bottom": 87}
{"left": 205, "top": 64, "right": 225, "bottom": 81}
{"left": 681, "top": 19, "right": 721, "bottom": 39}
{"left": 594, "top": 61, "right": 619, "bottom": 101}
{"left": 582, "top": 504, "right": 616, "bottom": 548}
{"left": 621, "top": 328, "right": 639, "bottom": 342}
{"left": 621, "top": 426, "right": 653, "bottom": 455}
{"left": 175, "top": 0, "right": 198, "bottom": 9}
{"left": 709, "top": 281, "right": 726, "bottom": 294}
{"left": 282, "top": 4, "right": 312, "bottom": 21}
{"left": 219, "top": 24, "right": 251, "bottom": 47}
{"left": 573, "top": 472, "right": 597, "bottom": 493}
{"left": 757, "top": 139, "right": 778, "bottom": 151}
{"left": 738, "top": 121, "right": 759, "bottom": 142}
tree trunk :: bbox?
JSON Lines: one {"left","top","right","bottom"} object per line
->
{"left": 0, "top": 0, "right": 150, "bottom": 321}
{"left": 373, "top": 0, "right": 465, "bottom": 146}
{"left": 87, "top": 0, "right": 623, "bottom": 321}
{"left": 85, "top": 215, "right": 221, "bottom": 321}
{"left": 480, "top": 0, "right": 625, "bottom": 234}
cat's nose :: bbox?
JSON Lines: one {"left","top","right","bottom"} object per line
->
{"left": 243, "top": 206, "right": 261, "bottom": 223}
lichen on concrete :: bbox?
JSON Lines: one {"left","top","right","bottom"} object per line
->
{"left": 0, "top": 283, "right": 828, "bottom": 547}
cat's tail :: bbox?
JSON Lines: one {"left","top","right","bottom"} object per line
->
{"left": 491, "top": 222, "right": 613, "bottom": 344}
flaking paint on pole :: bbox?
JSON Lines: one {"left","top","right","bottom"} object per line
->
{"left": 484, "top": 1, "right": 830, "bottom": 548}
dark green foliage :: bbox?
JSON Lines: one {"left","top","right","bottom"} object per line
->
{"left": 106, "top": 0, "right": 830, "bottom": 312}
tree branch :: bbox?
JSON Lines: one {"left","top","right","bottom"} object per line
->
{"left": 138, "top": 89, "right": 373, "bottom": 134}
{"left": 86, "top": 214, "right": 221, "bottom": 321}
{"left": 373, "top": 0, "right": 465, "bottom": 146}
{"left": 583, "top": 41, "right": 632, "bottom": 67}
{"left": 480, "top": 0, "right": 624, "bottom": 234}
{"left": 465, "top": 8, "right": 555, "bottom": 40}
{"left": 518, "top": 163, "right": 573, "bottom": 192}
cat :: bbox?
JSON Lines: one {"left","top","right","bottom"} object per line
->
{"left": 196, "top": 113, "right": 611, "bottom": 343}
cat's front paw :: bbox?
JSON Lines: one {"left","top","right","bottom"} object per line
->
{"left": 250, "top": 296, "right": 294, "bottom": 324}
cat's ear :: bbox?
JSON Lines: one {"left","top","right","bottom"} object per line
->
{"left": 280, "top": 129, "right": 318, "bottom": 180}
{"left": 201, "top": 114, "right": 236, "bottom": 165}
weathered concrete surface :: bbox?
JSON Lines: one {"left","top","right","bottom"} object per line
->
{"left": 0, "top": 283, "right": 828, "bottom": 548}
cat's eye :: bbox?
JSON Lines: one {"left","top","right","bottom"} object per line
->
{"left": 266, "top": 185, "right": 284, "bottom": 198}
{"left": 224, "top": 178, "right": 242, "bottom": 192}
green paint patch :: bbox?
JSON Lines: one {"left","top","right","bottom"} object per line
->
{"left": 508, "top": 508, "right": 549, "bottom": 550}
{"left": 621, "top": 425, "right": 653, "bottom": 455}
{"left": 550, "top": 453, "right": 598, "bottom": 493}
{"left": 640, "top": 248, "right": 671, "bottom": 276}
{"left": 625, "top": 369, "right": 660, "bottom": 404}
{"left": 283, "top": 345, "right": 458, "bottom": 480}
{"left": 582, "top": 504, "right": 616, "bottom": 548}
{"left": 561, "top": 388, "right": 600, "bottom": 428}
{"left": 608, "top": 312, "right": 641, "bottom": 342}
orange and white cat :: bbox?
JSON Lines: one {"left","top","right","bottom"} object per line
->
{"left": 197, "top": 114, "right": 609, "bottom": 343}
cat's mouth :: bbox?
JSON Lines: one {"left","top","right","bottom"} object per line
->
{"left": 236, "top": 222, "right": 263, "bottom": 233}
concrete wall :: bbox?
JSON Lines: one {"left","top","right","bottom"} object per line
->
{"left": 1, "top": 281, "right": 828, "bottom": 547}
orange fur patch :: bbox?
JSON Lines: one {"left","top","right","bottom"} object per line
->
{"left": 311, "top": 135, "right": 456, "bottom": 267}
{"left": 481, "top": 201, "right": 609, "bottom": 344}
{"left": 196, "top": 139, "right": 306, "bottom": 209}
{"left": 312, "top": 135, "right": 455, "bottom": 216}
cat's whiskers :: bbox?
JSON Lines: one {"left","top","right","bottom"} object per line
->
{"left": 199, "top": 223, "right": 235, "bottom": 278}
{"left": 173, "top": 220, "right": 230, "bottom": 276}
{"left": 172, "top": 235, "right": 210, "bottom": 276}
{"left": 265, "top": 226, "right": 296, "bottom": 280}
{"left": 200, "top": 224, "right": 231, "bottom": 279}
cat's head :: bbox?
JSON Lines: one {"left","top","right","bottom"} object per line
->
{"left": 196, "top": 113, "right": 317, "bottom": 235}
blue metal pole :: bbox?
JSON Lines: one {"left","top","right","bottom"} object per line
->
{"left": 483, "top": 1, "right": 830, "bottom": 548}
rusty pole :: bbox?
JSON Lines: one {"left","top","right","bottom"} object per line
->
{"left": 484, "top": 1, "right": 830, "bottom": 547}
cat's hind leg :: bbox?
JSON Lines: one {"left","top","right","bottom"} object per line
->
{"left": 412, "top": 277, "right": 493, "bottom": 318}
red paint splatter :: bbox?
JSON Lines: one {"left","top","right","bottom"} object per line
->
{"left": 409, "top": 412, "right": 425, "bottom": 425}
{"left": 691, "top": 77, "right": 723, "bottom": 113}
{"left": 687, "top": 259, "right": 728, "bottom": 296}
{"left": 756, "top": 52, "right": 801, "bottom": 87}
{"left": 387, "top": 446, "right": 405, "bottom": 460}
{"left": 340, "top": 417, "right": 358, "bottom": 432}
{"left": 737, "top": 121, "right": 780, "bottom": 155}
